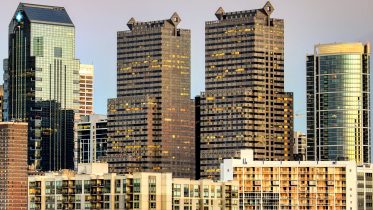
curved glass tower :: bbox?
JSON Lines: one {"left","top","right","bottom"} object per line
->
{"left": 307, "top": 42, "right": 371, "bottom": 164}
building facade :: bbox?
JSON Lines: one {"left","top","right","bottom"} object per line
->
{"left": 28, "top": 163, "right": 239, "bottom": 210}
{"left": 0, "top": 85, "right": 3, "bottom": 121}
{"left": 357, "top": 164, "right": 373, "bottom": 210}
{"left": 221, "top": 150, "right": 359, "bottom": 209}
{"left": 293, "top": 131, "right": 307, "bottom": 161}
{"left": 107, "top": 13, "right": 195, "bottom": 178}
{"left": 28, "top": 163, "right": 126, "bottom": 210}
{"left": 307, "top": 42, "right": 371, "bottom": 164}
{"left": 5, "top": 3, "right": 79, "bottom": 171}
{"left": 75, "top": 114, "right": 107, "bottom": 166}
{"left": 172, "top": 178, "right": 239, "bottom": 210}
{"left": 0, "top": 122, "right": 28, "bottom": 210}
{"left": 79, "top": 64, "right": 94, "bottom": 117}
{"left": 200, "top": 1, "right": 294, "bottom": 179}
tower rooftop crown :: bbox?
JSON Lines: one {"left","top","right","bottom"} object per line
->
{"left": 14, "top": 3, "right": 73, "bottom": 26}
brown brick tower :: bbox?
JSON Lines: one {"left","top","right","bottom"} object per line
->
{"left": 0, "top": 122, "right": 28, "bottom": 210}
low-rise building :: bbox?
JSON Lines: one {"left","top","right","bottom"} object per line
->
{"left": 28, "top": 163, "right": 239, "bottom": 210}
{"left": 28, "top": 163, "right": 126, "bottom": 210}
{"left": 221, "top": 150, "right": 358, "bottom": 209}
{"left": 172, "top": 178, "right": 239, "bottom": 210}
{"left": 357, "top": 164, "right": 373, "bottom": 209}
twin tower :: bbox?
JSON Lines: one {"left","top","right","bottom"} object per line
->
{"left": 107, "top": 1, "right": 293, "bottom": 180}
{"left": 6, "top": 2, "right": 368, "bottom": 180}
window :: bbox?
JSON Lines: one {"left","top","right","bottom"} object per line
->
{"left": 54, "top": 47, "right": 62, "bottom": 57}
{"left": 84, "top": 180, "right": 90, "bottom": 194}
{"left": 33, "top": 37, "right": 43, "bottom": 57}
{"left": 134, "top": 179, "right": 140, "bottom": 193}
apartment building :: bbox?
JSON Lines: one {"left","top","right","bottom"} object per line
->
{"left": 221, "top": 150, "right": 358, "bottom": 209}
{"left": 79, "top": 64, "right": 94, "bottom": 117}
{"left": 28, "top": 163, "right": 239, "bottom": 210}
{"left": 0, "top": 122, "right": 28, "bottom": 210}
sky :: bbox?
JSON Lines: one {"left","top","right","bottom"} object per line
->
{"left": 1, "top": 0, "right": 373, "bottom": 134}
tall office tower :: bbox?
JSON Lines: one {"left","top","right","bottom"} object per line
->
{"left": 0, "top": 122, "right": 28, "bottom": 210}
{"left": 0, "top": 85, "right": 3, "bottom": 121}
{"left": 75, "top": 114, "right": 107, "bottom": 166}
{"left": 107, "top": 13, "right": 195, "bottom": 178}
{"left": 293, "top": 131, "right": 307, "bottom": 160}
{"left": 5, "top": 3, "right": 80, "bottom": 171}
{"left": 200, "top": 2, "right": 294, "bottom": 179}
{"left": 307, "top": 42, "right": 371, "bottom": 164}
{"left": 79, "top": 64, "right": 94, "bottom": 117}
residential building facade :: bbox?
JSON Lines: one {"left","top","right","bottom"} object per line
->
{"left": 28, "top": 163, "right": 126, "bottom": 210}
{"left": 172, "top": 178, "right": 239, "bottom": 210}
{"left": 79, "top": 64, "right": 94, "bottom": 117}
{"left": 28, "top": 163, "right": 239, "bottom": 210}
{"left": 107, "top": 13, "right": 195, "bottom": 178}
{"left": 293, "top": 131, "right": 307, "bottom": 161}
{"left": 0, "top": 122, "right": 28, "bottom": 210}
{"left": 221, "top": 150, "right": 358, "bottom": 209}
{"left": 5, "top": 3, "right": 79, "bottom": 171}
{"left": 75, "top": 114, "right": 107, "bottom": 166}
{"left": 200, "top": 1, "right": 294, "bottom": 179}
{"left": 307, "top": 42, "right": 371, "bottom": 164}
{"left": 357, "top": 164, "right": 373, "bottom": 210}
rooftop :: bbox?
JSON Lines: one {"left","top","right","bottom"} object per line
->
{"left": 15, "top": 3, "right": 74, "bottom": 26}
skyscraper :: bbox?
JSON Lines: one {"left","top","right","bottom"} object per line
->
{"left": 0, "top": 122, "right": 28, "bottom": 210}
{"left": 307, "top": 42, "right": 371, "bottom": 164}
{"left": 107, "top": 13, "right": 195, "bottom": 178}
{"left": 200, "top": 2, "right": 294, "bottom": 179}
{"left": 79, "top": 64, "right": 94, "bottom": 117}
{"left": 5, "top": 3, "right": 80, "bottom": 171}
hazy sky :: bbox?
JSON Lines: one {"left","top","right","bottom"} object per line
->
{"left": 1, "top": 0, "right": 373, "bottom": 133}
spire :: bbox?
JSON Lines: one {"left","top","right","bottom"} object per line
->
{"left": 215, "top": 7, "right": 225, "bottom": 20}
{"left": 127, "top": 17, "right": 136, "bottom": 30}
{"left": 263, "top": 1, "right": 274, "bottom": 16}
{"left": 170, "top": 12, "right": 181, "bottom": 26}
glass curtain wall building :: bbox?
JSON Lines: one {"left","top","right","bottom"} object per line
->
{"left": 4, "top": 3, "right": 80, "bottom": 171}
{"left": 307, "top": 42, "right": 371, "bottom": 164}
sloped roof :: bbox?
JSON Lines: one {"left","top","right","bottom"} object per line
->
{"left": 18, "top": 3, "right": 73, "bottom": 26}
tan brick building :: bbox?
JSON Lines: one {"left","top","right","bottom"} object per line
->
{"left": 79, "top": 64, "right": 94, "bottom": 117}
{"left": 200, "top": 1, "right": 293, "bottom": 179}
{"left": 0, "top": 122, "right": 28, "bottom": 210}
